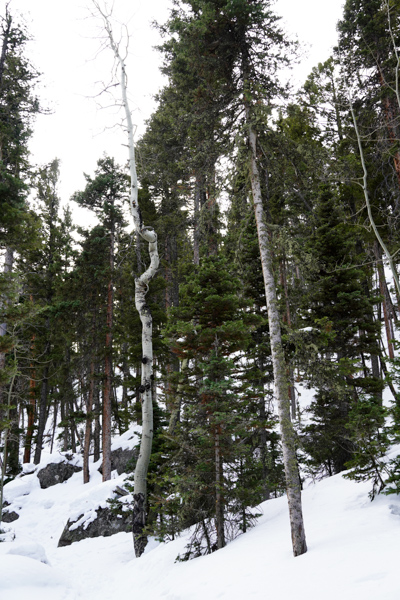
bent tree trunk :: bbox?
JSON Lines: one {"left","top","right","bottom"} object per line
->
{"left": 248, "top": 122, "right": 307, "bottom": 557}
{"left": 95, "top": 3, "right": 159, "bottom": 557}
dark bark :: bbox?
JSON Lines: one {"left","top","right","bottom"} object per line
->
{"left": 83, "top": 360, "right": 95, "bottom": 484}
{"left": 0, "top": 8, "right": 11, "bottom": 89}
{"left": 132, "top": 492, "right": 147, "bottom": 557}
{"left": 102, "top": 222, "right": 115, "bottom": 482}
{"left": 23, "top": 353, "right": 36, "bottom": 464}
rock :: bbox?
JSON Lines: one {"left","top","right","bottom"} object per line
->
{"left": 1, "top": 510, "right": 19, "bottom": 523}
{"left": 58, "top": 506, "right": 132, "bottom": 547}
{"left": 37, "top": 461, "right": 82, "bottom": 489}
{"left": 98, "top": 447, "right": 136, "bottom": 476}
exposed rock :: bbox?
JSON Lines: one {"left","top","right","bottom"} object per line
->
{"left": 58, "top": 506, "right": 132, "bottom": 547}
{"left": 1, "top": 510, "right": 19, "bottom": 523}
{"left": 37, "top": 461, "right": 82, "bottom": 489}
{"left": 98, "top": 447, "right": 136, "bottom": 476}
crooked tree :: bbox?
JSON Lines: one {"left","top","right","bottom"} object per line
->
{"left": 93, "top": 3, "right": 159, "bottom": 557}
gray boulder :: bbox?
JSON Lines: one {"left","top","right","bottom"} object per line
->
{"left": 1, "top": 509, "right": 19, "bottom": 523}
{"left": 98, "top": 447, "right": 136, "bottom": 476}
{"left": 37, "top": 460, "right": 82, "bottom": 489}
{"left": 58, "top": 506, "right": 132, "bottom": 547}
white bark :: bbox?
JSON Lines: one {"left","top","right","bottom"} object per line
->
{"left": 349, "top": 97, "right": 400, "bottom": 299}
{"left": 93, "top": 2, "right": 159, "bottom": 557}
{"left": 248, "top": 124, "right": 307, "bottom": 557}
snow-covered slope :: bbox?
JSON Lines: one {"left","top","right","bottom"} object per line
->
{"left": 1, "top": 439, "right": 399, "bottom": 600}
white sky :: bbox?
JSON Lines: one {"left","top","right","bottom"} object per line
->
{"left": 6, "top": 0, "right": 345, "bottom": 208}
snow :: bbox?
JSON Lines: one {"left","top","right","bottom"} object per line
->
{"left": 8, "top": 542, "right": 49, "bottom": 564}
{"left": 110, "top": 424, "right": 140, "bottom": 452}
{"left": 1, "top": 443, "right": 400, "bottom": 599}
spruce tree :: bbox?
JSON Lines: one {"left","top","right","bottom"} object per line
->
{"left": 72, "top": 156, "right": 128, "bottom": 480}
{"left": 161, "top": 255, "right": 262, "bottom": 555}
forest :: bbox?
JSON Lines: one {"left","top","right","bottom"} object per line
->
{"left": 1, "top": 0, "right": 400, "bottom": 563}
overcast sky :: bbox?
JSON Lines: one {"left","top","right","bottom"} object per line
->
{"left": 7, "top": 0, "right": 345, "bottom": 209}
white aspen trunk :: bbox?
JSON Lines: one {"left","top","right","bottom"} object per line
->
{"left": 349, "top": 98, "right": 400, "bottom": 299}
{"left": 248, "top": 123, "right": 307, "bottom": 557}
{"left": 94, "top": 3, "right": 159, "bottom": 557}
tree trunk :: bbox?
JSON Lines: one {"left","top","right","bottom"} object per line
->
{"left": 247, "top": 122, "right": 307, "bottom": 557}
{"left": 0, "top": 8, "right": 12, "bottom": 88}
{"left": 168, "top": 358, "right": 188, "bottom": 435}
{"left": 0, "top": 348, "right": 17, "bottom": 526}
{"left": 33, "top": 363, "right": 49, "bottom": 465}
{"left": 349, "top": 97, "right": 400, "bottom": 298}
{"left": 193, "top": 174, "right": 204, "bottom": 266}
{"left": 83, "top": 360, "right": 95, "bottom": 484}
{"left": 374, "top": 241, "right": 395, "bottom": 359}
{"left": 23, "top": 335, "right": 36, "bottom": 464}
{"left": 102, "top": 225, "right": 114, "bottom": 482}
{"left": 33, "top": 316, "right": 50, "bottom": 465}
{"left": 214, "top": 426, "right": 225, "bottom": 550}
{"left": 95, "top": 2, "right": 160, "bottom": 556}
{"left": 93, "top": 372, "right": 101, "bottom": 463}
{"left": 0, "top": 247, "right": 14, "bottom": 422}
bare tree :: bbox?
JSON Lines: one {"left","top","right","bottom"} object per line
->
{"left": 92, "top": 2, "right": 159, "bottom": 557}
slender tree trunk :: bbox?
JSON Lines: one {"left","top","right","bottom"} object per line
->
{"left": 0, "top": 348, "right": 17, "bottom": 526}
{"left": 50, "top": 398, "right": 58, "bottom": 454}
{"left": 259, "top": 387, "right": 271, "bottom": 502}
{"left": 95, "top": 2, "right": 159, "bottom": 557}
{"left": 375, "top": 242, "right": 395, "bottom": 359}
{"left": 247, "top": 122, "right": 307, "bottom": 557}
{"left": 214, "top": 426, "right": 225, "bottom": 550}
{"left": 0, "top": 247, "right": 14, "bottom": 422}
{"left": 349, "top": 97, "right": 400, "bottom": 298}
{"left": 34, "top": 318, "right": 50, "bottom": 465}
{"left": 193, "top": 174, "right": 203, "bottom": 266}
{"left": 0, "top": 8, "right": 11, "bottom": 89}
{"left": 83, "top": 360, "right": 95, "bottom": 484}
{"left": 121, "top": 343, "right": 130, "bottom": 432}
{"left": 23, "top": 335, "right": 36, "bottom": 464}
{"left": 93, "top": 372, "right": 101, "bottom": 463}
{"left": 33, "top": 363, "right": 49, "bottom": 464}
{"left": 279, "top": 256, "right": 296, "bottom": 420}
{"left": 168, "top": 358, "right": 188, "bottom": 435}
{"left": 102, "top": 225, "right": 114, "bottom": 481}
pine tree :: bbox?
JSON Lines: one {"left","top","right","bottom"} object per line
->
{"left": 72, "top": 156, "right": 128, "bottom": 481}
{"left": 160, "top": 255, "right": 262, "bottom": 555}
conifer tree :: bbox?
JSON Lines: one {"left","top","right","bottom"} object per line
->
{"left": 72, "top": 156, "right": 127, "bottom": 481}
{"left": 162, "top": 255, "right": 261, "bottom": 555}
{"left": 0, "top": 6, "right": 41, "bottom": 470}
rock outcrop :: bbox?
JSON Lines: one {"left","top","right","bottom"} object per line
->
{"left": 98, "top": 447, "right": 136, "bottom": 476}
{"left": 37, "top": 460, "right": 82, "bottom": 489}
{"left": 1, "top": 509, "right": 20, "bottom": 522}
{"left": 58, "top": 506, "right": 132, "bottom": 547}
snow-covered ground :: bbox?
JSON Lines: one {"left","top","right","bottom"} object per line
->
{"left": 1, "top": 428, "right": 399, "bottom": 600}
